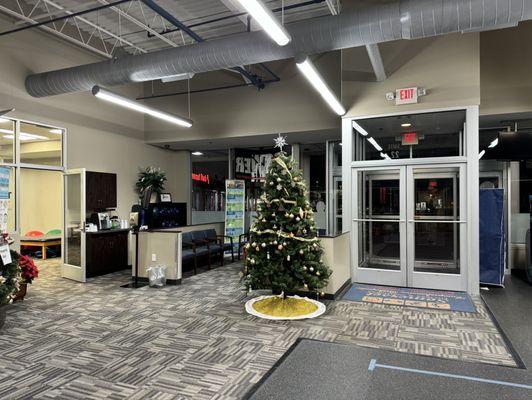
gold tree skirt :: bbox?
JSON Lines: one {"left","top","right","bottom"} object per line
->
{"left": 245, "top": 295, "right": 326, "bottom": 320}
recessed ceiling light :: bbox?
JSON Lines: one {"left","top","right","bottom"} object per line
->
{"left": 401, "top": 123, "right": 412, "bottom": 127}
{"left": 49, "top": 128, "right": 63, "bottom": 134}
{"left": 191, "top": 151, "right": 204, "bottom": 156}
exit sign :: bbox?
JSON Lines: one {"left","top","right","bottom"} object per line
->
{"left": 402, "top": 132, "right": 418, "bottom": 145}
{"left": 395, "top": 87, "right": 418, "bottom": 105}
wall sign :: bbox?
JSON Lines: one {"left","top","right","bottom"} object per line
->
{"left": 191, "top": 173, "right": 210, "bottom": 184}
{"left": 386, "top": 87, "right": 426, "bottom": 105}
{"left": 234, "top": 148, "right": 278, "bottom": 181}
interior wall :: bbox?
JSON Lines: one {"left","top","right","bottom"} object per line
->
{"left": 342, "top": 33, "right": 481, "bottom": 117}
{"left": 143, "top": 53, "right": 341, "bottom": 144}
{"left": 20, "top": 169, "right": 62, "bottom": 235}
{"left": 480, "top": 21, "right": 532, "bottom": 116}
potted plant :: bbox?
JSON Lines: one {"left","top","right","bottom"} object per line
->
{"left": 135, "top": 167, "right": 167, "bottom": 209}
{"left": 14, "top": 255, "right": 38, "bottom": 301}
{"left": 0, "top": 250, "right": 21, "bottom": 330}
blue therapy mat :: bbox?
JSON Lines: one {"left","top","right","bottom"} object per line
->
{"left": 342, "top": 284, "right": 477, "bottom": 313}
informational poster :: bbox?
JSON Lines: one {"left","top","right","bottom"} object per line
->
{"left": 224, "top": 180, "right": 245, "bottom": 249}
{"left": 0, "top": 167, "right": 10, "bottom": 233}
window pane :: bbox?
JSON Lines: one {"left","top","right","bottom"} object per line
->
{"left": 20, "top": 122, "right": 63, "bottom": 166}
{"left": 414, "top": 222, "right": 460, "bottom": 274}
{"left": 354, "top": 110, "right": 465, "bottom": 161}
{"left": 0, "top": 118, "right": 15, "bottom": 163}
{"left": 358, "top": 221, "right": 401, "bottom": 270}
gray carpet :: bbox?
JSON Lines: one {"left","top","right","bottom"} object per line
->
{"left": 246, "top": 339, "right": 532, "bottom": 400}
{"left": 0, "top": 259, "right": 517, "bottom": 399}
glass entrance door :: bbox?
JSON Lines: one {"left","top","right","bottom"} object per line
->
{"left": 353, "top": 164, "right": 466, "bottom": 291}
{"left": 407, "top": 165, "right": 467, "bottom": 291}
{"left": 353, "top": 167, "right": 407, "bottom": 286}
{"left": 62, "top": 169, "right": 86, "bottom": 282}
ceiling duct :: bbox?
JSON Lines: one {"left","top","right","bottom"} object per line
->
{"left": 25, "top": 0, "right": 532, "bottom": 98}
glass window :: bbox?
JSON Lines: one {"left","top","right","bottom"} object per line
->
{"left": 20, "top": 122, "right": 63, "bottom": 166}
{"left": 353, "top": 110, "right": 465, "bottom": 161}
{"left": 1, "top": 166, "right": 16, "bottom": 233}
{"left": 0, "top": 117, "right": 15, "bottom": 164}
{"left": 191, "top": 151, "right": 228, "bottom": 224}
{"left": 301, "top": 143, "right": 326, "bottom": 234}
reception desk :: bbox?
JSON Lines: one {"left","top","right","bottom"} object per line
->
{"left": 132, "top": 222, "right": 224, "bottom": 284}
{"left": 133, "top": 225, "right": 351, "bottom": 298}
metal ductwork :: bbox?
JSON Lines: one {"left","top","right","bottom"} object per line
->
{"left": 25, "top": 0, "right": 532, "bottom": 97}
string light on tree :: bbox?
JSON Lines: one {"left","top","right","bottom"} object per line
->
{"left": 242, "top": 136, "right": 331, "bottom": 306}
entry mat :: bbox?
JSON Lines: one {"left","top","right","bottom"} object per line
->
{"left": 341, "top": 284, "right": 477, "bottom": 313}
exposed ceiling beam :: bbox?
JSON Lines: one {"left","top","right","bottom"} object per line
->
{"left": 42, "top": 0, "right": 147, "bottom": 54}
{"left": 0, "top": 3, "right": 113, "bottom": 58}
{"left": 96, "top": 0, "right": 180, "bottom": 48}
{"left": 365, "top": 43, "right": 387, "bottom": 82}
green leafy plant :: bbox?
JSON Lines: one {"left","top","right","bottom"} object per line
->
{"left": 136, "top": 167, "right": 167, "bottom": 208}
{"left": 136, "top": 167, "right": 167, "bottom": 194}
{"left": 242, "top": 153, "right": 331, "bottom": 298}
{"left": 0, "top": 250, "right": 21, "bottom": 306}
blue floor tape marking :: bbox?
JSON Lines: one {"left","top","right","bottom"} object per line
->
{"left": 368, "top": 359, "right": 532, "bottom": 390}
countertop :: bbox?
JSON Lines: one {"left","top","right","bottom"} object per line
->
{"left": 85, "top": 228, "right": 131, "bottom": 235}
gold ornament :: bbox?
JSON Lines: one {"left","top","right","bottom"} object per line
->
{"left": 303, "top": 283, "right": 308, "bottom": 289}
{"left": 278, "top": 244, "right": 283, "bottom": 250}
{"left": 309, "top": 267, "right": 314, "bottom": 272}
{"left": 303, "top": 266, "right": 307, "bottom": 270}
{"left": 289, "top": 213, "right": 294, "bottom": 219}
{"left": 255, "top": 246, "right": 260, "bottom": 251}
{"left": 273, "top": 240, "right": 278, "bottom": 245}
{"left": 299, "top": 249, "right": 304, "bottom": 255}
{"left": 316, "top": 271, "right": 320, "bottom": 276}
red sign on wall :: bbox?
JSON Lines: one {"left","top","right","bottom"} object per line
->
{"left": 192, "top": 173, "right": 210, "bottom": 184}
{"left": 395, "top": 87, "right": 418, "bottom": 105}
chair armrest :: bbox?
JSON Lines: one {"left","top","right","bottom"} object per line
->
{"left": 218, "top": 235, "right": 233, "bottom": 245}
{"left": 182, "top": 241, "right": 196, "bottom": 251}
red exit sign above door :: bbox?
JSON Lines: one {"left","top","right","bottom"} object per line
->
{"left": 396, "top": 87, "right": 417, "bottom": 105}
{"left": 386, "top": 87, "right": 426, "bottom": 105}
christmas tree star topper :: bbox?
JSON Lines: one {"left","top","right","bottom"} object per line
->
{"left": 273, "top": 134, "right": 287, "bottom": 151}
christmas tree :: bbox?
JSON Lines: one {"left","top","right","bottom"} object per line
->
{"left": 243, "top": 136, "right": 331, "bottom": 299}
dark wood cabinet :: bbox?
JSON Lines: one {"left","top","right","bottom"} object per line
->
{"left": 86, "top": 230, "right": 129, "bottom": 278}
{"left": 86, "top": 171, "right": 117, "bottom": 211}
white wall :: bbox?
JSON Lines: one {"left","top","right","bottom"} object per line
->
{"left": 20, "top": 169, "right": 62, "bottom": 235}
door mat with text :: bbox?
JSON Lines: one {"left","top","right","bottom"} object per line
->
{"left": 341, "top": 284, "right": 477, "bottom": 313}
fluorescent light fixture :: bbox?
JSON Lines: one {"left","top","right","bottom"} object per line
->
{"left": 367, "top": 137, "right": 383, "bottom": 152}
{"left": 380, "top": 152, "right": 391, "bottom": 160}
{"left": 296, "top": 57, "right": 345, "bottom": 116}
{"left": 478, "top": 150, "right": 485, "bottom": 159}
{"left": 401, "top": 123, "right": 412, "bottom": 128}
{"left": 2, "top": 132, "right": 47, "bottom": 141}
{"left": 92, "top": 86, "right": 192, "bottom": 128}
{"left": 352, "top": 121, "right": 369, "bottom": 136}
{"left": 49, "top": 128, "right": 63, "bottom": 134}
{"left": 191, "top": 151, "right": 204, "bottom": 156}
{"left": 488, "top": 137, "right": 499, "bottom": 148}
{"left": 235, "top": 0, "right": 291, "bottom": 46}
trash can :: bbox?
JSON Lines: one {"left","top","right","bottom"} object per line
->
{"left": 147, "top": 264, "right": 167, "bottom": 288}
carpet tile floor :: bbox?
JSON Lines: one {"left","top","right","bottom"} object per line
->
{"left": 0, "top": 258, "right": 516, "bottom": 399}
